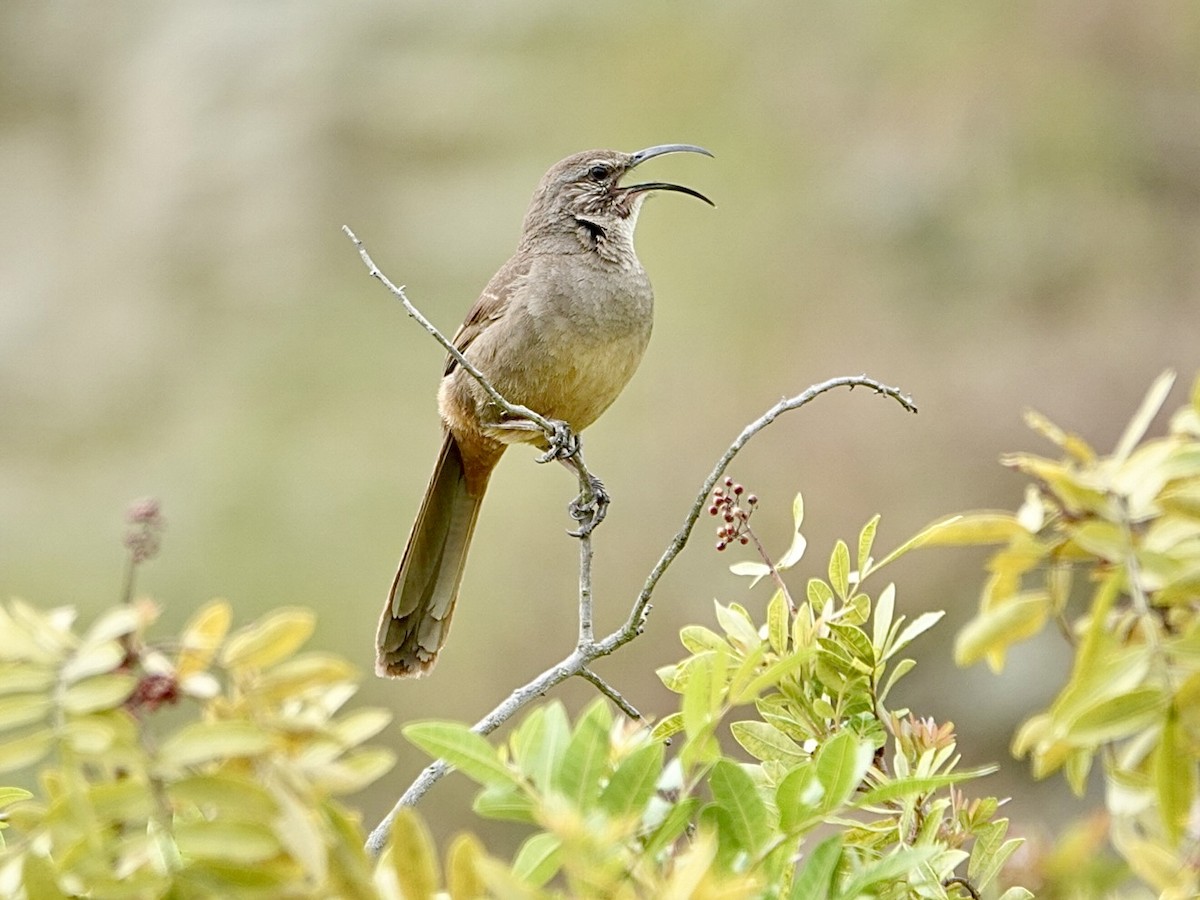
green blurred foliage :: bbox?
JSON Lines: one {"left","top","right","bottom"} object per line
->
{"left": 0, "top": 598, "right": 393, "bottom": 897}
{"left": 3, "top": 0, "right": 1199, "bottom": 849}
{"left": 930, "top": 372, "right": 1200, "bottom": 898}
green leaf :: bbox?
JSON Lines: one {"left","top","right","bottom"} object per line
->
{"left": 159, "top": 720, "right": 274, "bottom": 767}
{"left": 767, "top": 589, "right": 789, "bottom": 656}
{"left": 839, "top": 846, "right": 940, "bottom": 897}
{"left": 0, "top": 694, "right": 50, "bottom": 731}
{"left": 599, "top": 741, "right": 663, "bottom": 820}
{"left": 708, "top": 759, "right": 771, "bottom": 854}
{"left": 1154, "top": 705, "right": 1194, "bottom": 845}
{"left": 511, "top": 703, "right": 568, "bottom": 792}
{"left": 472, "top": 783, "right": 535, "bottom": 823}
{"left": 1067, "top": 687, "right": 1167, "bottom": 745}
{"left": 403, "top": 721, "right": 519, "bottom": 788}
{"left": 879, "top": 658, "right": 916, "bottom": 705}
{"left": 731, "top": 720, "right": 807, "bottom": 765}
{"left": 680, "top": 625, "right": 727, "bottom": 654}
{"left": 858, "top": 768, "right": 998, "bottom": 807}
{"left": 886, "top": 611, "right": 944, "bottom": 660}
{"left": 650, "top": 712, "right": 684, "bottom": 743}
{"left": 174, "top": 820, "right": 282, "bottom": 863}
{"left": 511, "top": 833, "right": 562, "bottom": 886}
{"left": 954, "top": 592, "right": 1049, "bottom": 670}
{"left": 331, "top": 707, "right": 392, "bottom": 748}
{"left": 828, "top": 540, "right": 851, "bottom": 599}
{"left": 0, "top": 786, "right": 32, "bottom": 807}
{"left": 969, "top": 819, "right": 1023, "bottom": 891}
{"left": 789, "top": 835, "right": 841, "bottom": 900}
{"left": 814, "top": 731, "right": 873, "bottom": 812}
{"left": 871, "top": 583, "right": 895, "bottom": 655}
{"left": 776, "top": 764, "right": 820, "bottom": 834}
{"left": 642, "top": 796, "right": 700, "bottom": 858}
{"left": 61, "top": 640, "right": 126, "bottom": 684}
{"left": 1113, "top": 369, "right": 1175, "bottom": 464}
{"left": 807, "top": 578, "right": 834, "bottom": 611}
{"left": 61, "top": 673, "right": 137, "bottom": 714}
{"left": 714, "top": 601, "right": 760, "bottom": 651}
{"left": 0, "top": 664, "right": 55, "bottom": 696}
{"left": 857, "top": 515, "right": 880, "bottom": 579}
{"left": 0, "top": 728, "right": 53, "bottom": 773}
{"left": 553, "top": 699, "right": 612, "bottom": 810}
{"left": 167, "top": 774, "right": 276, "bottom": 820}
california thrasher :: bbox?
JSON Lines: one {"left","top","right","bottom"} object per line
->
{"left": 376, "top": 144, "right": 713, "bottom": 678}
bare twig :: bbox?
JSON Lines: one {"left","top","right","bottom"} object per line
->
{"left": 347, "top": 225, "right": 918, "bottom": 856}
{"left": 580, "top": 667, "right": 641, "bottom": 719}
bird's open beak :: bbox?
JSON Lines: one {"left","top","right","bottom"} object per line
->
{"left": 623, "top": 144, "right": 715, "bottom": 206}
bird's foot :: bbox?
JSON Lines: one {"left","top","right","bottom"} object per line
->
{"left": 537, "top": 419, "right": 580, "bottom": 464}
{"left": 568, "top": 475, "right": 609, "bottom": 537}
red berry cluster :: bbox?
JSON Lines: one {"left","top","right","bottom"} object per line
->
{"left": 709, "top": 477, "right": 757, "bottom": 551}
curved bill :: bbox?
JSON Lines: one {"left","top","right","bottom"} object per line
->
{"left": 628, "top": 143, "right": 714, "bottom": 166}
{"left": 623, "top": 144, "right": 714, "bottom": 205}
{"left": 622, "top": 180, "right": 715, "bottom": 206}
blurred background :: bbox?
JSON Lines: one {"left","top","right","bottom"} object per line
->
{"left": 2, "top": 0, "right": 1198, "bottom": 857}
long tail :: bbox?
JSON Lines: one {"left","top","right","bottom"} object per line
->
{"left": 376, "top": 433, "right": 490, "bottom": 677}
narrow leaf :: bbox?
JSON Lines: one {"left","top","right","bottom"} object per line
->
{"left": 404, "top": 721, "right": 519, "bottom": 788}
{"left": 599, "top": 741, "right": 664, "bottom": 820}
{"left": 789, "top": 835, "right": 841, "bottom": 900}
{"left": 828, "top": 540, "right": 850, "bottom": 599}
{"left": 1113, "top": 369, "right": 1175, "bottom": 464}
{"left": 857, "top": 515, "right": 880, "bottom": 578}
{"left": 708, "top": 759, "right": 771, "bottom": 853}
{"left": 511, "top": 833, "right": 562, "bottom": 886}
{"left": 221, "top": 607, "right": 316, "bottom": 670}
{"left": 553, "top": 700, "right": 612, "bottom": 810}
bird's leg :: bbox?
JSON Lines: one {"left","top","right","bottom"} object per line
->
{"left": 565, "top": 469, "right": 609, "bottom": 538}
{"left": 489, "top": 417, "right": 580, "bottom": 463}
{"left": 536, "top": 419, "right": 580, "bottom": 463}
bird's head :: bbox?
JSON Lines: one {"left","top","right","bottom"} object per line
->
{"left": 521, "top": 144, "right": 714, "bottom": 257}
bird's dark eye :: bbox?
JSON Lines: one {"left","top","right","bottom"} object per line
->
{"left": 588, "top": 163, "right": 611, "bottom": 181}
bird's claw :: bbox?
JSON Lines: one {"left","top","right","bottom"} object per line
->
{"left": 537, "top": 419, "right": 580, "bottom": 464}
{"left": 568, "top": 476, "right": 609, "bottom": 538}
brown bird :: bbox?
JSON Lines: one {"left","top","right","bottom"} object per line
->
{"left": 376, "top": 144, "right": 713, "bottom": 678}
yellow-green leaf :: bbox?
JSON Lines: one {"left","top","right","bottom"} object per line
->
{"left": 954, "top": 592, "right": 1048, "bottom": 670}
{"left": 221, "top": 607, "right": 316, "bottom": 670}
{"left": 0, "top": 694, "right": 50, "bottom": 731}
{"left": 385, "top": 808, "right": 439, "bottom": 899}
{"left": 61, "top": 673, "right": 137, "bottom": 714}
{"left": 174, "top": 820, "right": 281, "bottom": 863}
{"left": 828, "top": 540, "right": 850, "bottom": 599}
{"left": 60, "top": 640, "right": 126, "bottom": 684}
{"left": 1112, "top": 369, "right": 1175, "bottom": 464}
{"left": 0, "top": 728, "right": 53, "bottom": 772}
{"left": 403, "top": 721, "right": 518, "bottom": 788}
{"left": 177, "top": 600, "right": 231, "bottom": 678}
{"left": 159, "top": 720, "right": 274, "bottom": 767}
{"left": 511, "top": 832, "right": 561, "bottom": 886}
{"left": 445, "top": 833, "right": 487, "bottom": 900}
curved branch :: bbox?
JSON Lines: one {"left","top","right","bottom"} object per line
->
{"left": 363, "top": 371, "right": 916, "bottom": 855}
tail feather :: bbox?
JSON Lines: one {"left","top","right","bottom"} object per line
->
{"left": 376, "top": 433, "right": 488, "bottom": 677}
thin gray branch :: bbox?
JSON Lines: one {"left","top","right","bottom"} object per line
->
{"left": 580, "top": 667, "right": 641, "bottom": 719}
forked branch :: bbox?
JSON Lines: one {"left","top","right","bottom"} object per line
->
{"left": 346, "top": 227, "right": 917, "bottom": 856}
